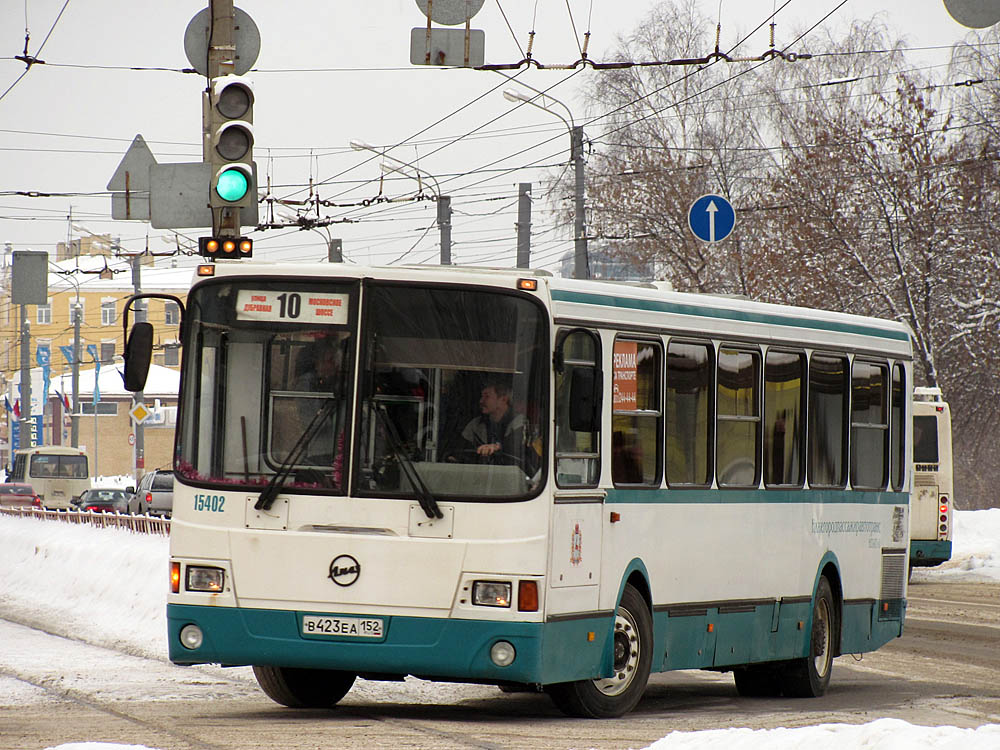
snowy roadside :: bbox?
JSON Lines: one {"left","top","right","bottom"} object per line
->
{"left": 1, "top": 509, "right": 998, "bottom": 750}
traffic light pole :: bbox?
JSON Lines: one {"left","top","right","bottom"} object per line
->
{"left": 206, "top": 0, "right": 242, "bottom": 239}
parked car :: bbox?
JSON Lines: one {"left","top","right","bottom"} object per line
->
{"left": 0, "top": 482, "right": 42, "bottom": 509}
{"left": 127, "top": 470, "right": 174, "bottom": 517}
{"left": 73, "top": 488, "right": 130, "bottom": 514}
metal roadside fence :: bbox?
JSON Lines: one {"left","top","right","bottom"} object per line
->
{"left": 0, "top": 506, "right": 170, "bottom": 536}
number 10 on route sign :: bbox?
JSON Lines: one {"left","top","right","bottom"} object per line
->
{"left": 688, "top": 194, "right": 736, "bottom": 243}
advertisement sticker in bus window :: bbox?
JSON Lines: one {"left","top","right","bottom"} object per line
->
{"left": 613, "top": 340, "right": 638, "bottom": 410}
{"left": 236, "top": 290, "right": 349, "bottom": 325}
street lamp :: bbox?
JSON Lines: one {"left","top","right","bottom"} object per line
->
{"left": 350, "top": 140, "right": 451, "bottom": 265}
{"left": 503, "top": 87, "right": 589, "bottom": 279}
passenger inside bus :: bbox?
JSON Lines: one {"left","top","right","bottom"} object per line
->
{"left": 270, "top": 333, "right": 350, "bottom": 484}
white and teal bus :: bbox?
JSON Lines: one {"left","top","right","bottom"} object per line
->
{"left": 10, "top": 445, "right": 90, "bottom": 510}
{"left": 910, "top": 387, "right": 953, "bottom": 571}
{"left": 124, "top": 263, "right": 912, "bottom": 718}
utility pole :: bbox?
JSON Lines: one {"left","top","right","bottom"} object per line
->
{"left": 71, "top": 304, "right": 81, "bottom": 447}
{"left": 437, "top": 196, "right": 452, "bottom": 265}
{"left": 131, "top": 254, "right": 146, "bottom": 476}
{"left": 572, "top": 125, "right": 589, "bottom": 280}
{"left": 516, "top": 183, "right": 532, "bottom": 268}
{"left": 19, "top": 306, "right": 32, "bottom": 448}
{"left": 327, "top": 238, "right": 343, "bottom": 262}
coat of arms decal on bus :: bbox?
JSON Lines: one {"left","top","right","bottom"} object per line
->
{"left": 570, "top": 522, "right": 583, "bottom": 566}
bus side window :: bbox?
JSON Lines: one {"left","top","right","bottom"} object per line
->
{"left": 555, "top": 329, "right": 601, "bottom": 488}
{"left": 665, "top": 340, "right": 714, "bottom": 487}
{"left": 808, "top": 353, "right": 849, "bottom": 488}
{"left": 611, "top": 338, "right": 662, "bottom": 487}
{"left": 890, "top": 363, "right": 906, "bottom": 491}
{"left": 717, "top": 346, "right": 761, "bottom": 488}
{"left": 764, "top": 350, "right": 806, "bottom": 488}
{"left": 851, "top": 360, "right": 889, "bottom": 490}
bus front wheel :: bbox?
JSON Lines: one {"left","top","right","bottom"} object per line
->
{"left": 779, "top": 576, "right": 837, "bottom": 697}
{"left": 252, "top": 665, "right": 356, "bottom": 708}
{"left": 546, "top": 583, "right": 653, "bottom": 718}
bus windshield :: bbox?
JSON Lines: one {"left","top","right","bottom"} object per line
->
{"left": 29, "top": 454, "right": 88, "bottom": 479}
{"left": 176, "top": 279, "right": 547, "bottom": 500}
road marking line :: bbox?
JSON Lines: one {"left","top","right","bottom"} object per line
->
{"left": 909, "top": 596, "right": 1000, "bottom": 610}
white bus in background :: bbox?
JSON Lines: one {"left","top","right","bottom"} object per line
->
{"left": 910, "top": 387, "right": 953, "bottom": 571}
{"left": 123, "top": 263, "right": 912, "bottom": 718}
{"left": 9, "top": 445, "right": 89, "bottom": 510}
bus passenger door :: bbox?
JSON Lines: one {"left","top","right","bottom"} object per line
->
{"left": 549, "top": 328, "right": 605, "bottom": 612}
{"left": 549, "top": 495, "right": 604, "bottom": 607}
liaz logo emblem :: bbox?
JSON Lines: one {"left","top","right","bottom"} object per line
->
{"left": 329, "top": 555, "right": 361, "bottom": 587}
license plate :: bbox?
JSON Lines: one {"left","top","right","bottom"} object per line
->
{"left": 301, "top": 615, "right": 383, "bottom": 638}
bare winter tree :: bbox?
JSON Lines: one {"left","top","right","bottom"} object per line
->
{"left": 568, "top": 2, "right": 999, "bottom": 507}
{"left": 575, "top": 0, "right": 776, "bottom": 292}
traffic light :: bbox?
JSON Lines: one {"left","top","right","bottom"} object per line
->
{"left": 199, "top": 236, "right": 253, "bottom": 260}
{"left": 206, "top": 75, "right": 255, "bottom": 210}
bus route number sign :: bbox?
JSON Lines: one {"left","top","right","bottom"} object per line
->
{"left": 236, "top": 290, "right": 349, "bottom": 325}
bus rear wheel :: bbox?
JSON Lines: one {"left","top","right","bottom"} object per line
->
{"left": 252, "top": 665, "right": 356, "bottom": 708}
{"left": 546, "top": 584, "right": 652, "bottom": 718}
{"left": 778, "top": 576, "right": 837, "bottom": 697}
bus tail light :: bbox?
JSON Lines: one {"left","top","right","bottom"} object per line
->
{"left": 518, "top": 580, "right": 539, "bottom": 612}
{"left": 170, "top": 561, "right": 181, "bottom": 593}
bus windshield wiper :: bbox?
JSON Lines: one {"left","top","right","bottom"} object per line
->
{"left": 256, "top": 398, "right": 337, "bottom": 512}
{"left": 374, "top": 403, "right": 443, "bottom": 520}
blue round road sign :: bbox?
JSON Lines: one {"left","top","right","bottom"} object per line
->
{"left": 688, "top": 194, "right": 736, "bottom": 243}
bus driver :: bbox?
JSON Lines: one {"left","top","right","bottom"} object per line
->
{"left": 460, "top": 381, "right": 527, "bottom": 466}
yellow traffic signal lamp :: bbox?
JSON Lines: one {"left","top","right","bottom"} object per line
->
{"left": 199, "top": 236, "right": 253, "bottom": 260}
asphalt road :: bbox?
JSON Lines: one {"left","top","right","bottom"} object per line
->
{"left": 1, "top": 581, "right": 998, "bottom": 750}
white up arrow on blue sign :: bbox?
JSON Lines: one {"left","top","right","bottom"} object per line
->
{"left": 688, "top": 193, "right": 736, "bottom": 243}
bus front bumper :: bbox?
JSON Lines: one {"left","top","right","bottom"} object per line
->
{"left": 167, "top": 603, "right": 608, "bottom": 686}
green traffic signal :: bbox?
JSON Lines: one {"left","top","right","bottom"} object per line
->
{"left": 215, "top": 168, "right": 249, "bottom": 202}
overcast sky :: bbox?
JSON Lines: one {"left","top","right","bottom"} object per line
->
{"left": 0, "top": 0, "right": 984, "bottom": 272}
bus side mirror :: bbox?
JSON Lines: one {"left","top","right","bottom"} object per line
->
{"left": 123, "top": 322, "right": 154, "bottom": 392}
{"left": 569, "top": 367, "right": 602, "bottom": 433}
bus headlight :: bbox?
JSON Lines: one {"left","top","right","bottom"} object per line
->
{"left": 473, "top": 581, "right": 511, "bottom": 607}
{"left": 186, "top": 566, "right": 225, "bottom": 592}
{"left": 179, "top": 624, "right": 204, "bottom": 650}
{"left": 490, "top": 640, "right": 516, "bottom": 667}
